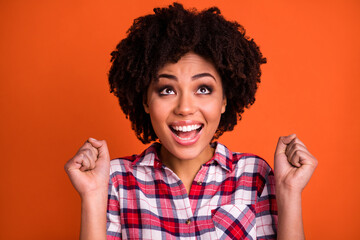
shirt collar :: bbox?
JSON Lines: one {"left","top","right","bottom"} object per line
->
{"left": 206, "top": 142, "right": 233, "bottom": 172}
{"left": 132, "top": 142, "right": 233, "bottom": 172}
{"left": 131, "top": 142, "right": 160, "bottom": 167}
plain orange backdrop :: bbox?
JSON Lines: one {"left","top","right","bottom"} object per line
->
{"left": 0, "top": 0, "right": 359, "bottom": 239}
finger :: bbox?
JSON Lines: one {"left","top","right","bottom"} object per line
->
{"left": 64, "top": 157, "right": 82, "bottom": 173}
{"left": 297, "top": 151, "right": 318, "bottom": 169}
{"left": 286, "top": 138, "right": 315, "bottom": 161}
{"left": 274, "top": 134, "right": 297, "bottom": 176}
{"left": 78, "top": 141, "right": 98, "bottom": 160}
{"left": 287, "top": 148, "right": 307, "bottom": 168}
{"left": 286, "top": 137, "right": 307, "bottom": 153}
{"left": 286, "top": 144, "right": 308, "bottom": 166}
{"left": 275, "top": 133, "right": 297, "bottom": 156}
{"left": 77, "top": 152, "right": 92, "bottom": 171}
{"left": 86, "top": 138, "right": 110, "bottom": 176}
{"left": 87, "top": 138, "right": 110, "bottom": 163}
{"left": 288, "top": 149, "right": 317, "bottom": 169}
{"left": 65, "top": 152, "right": 90, "bottom": 173}
{"left": 78, "top": 149, "right": 96, "bottom": 170}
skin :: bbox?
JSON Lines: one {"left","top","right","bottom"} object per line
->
{"left": 64, "top": 138, "right": 109, "bottom": 240}
{"left": 143, "top": 53, "right": 226, "bottom": 194}
{"left": 275, "top": 134, "right": 318, "bottom": 239}
{"left": 65, "top": 53, "right": 318, "bottom": 240}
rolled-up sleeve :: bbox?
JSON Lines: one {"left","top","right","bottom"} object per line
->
{"left": 107, "top": 165, "right": 122, "bottom": 240}
{"left": 255, "top": 167, "right": 278, "bottom": 240}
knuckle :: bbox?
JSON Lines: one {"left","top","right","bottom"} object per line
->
{"left": 78, "top": 148, "right": 92, "bottom": 158}
{"left": 64, "top": 162, "right": 70, "bottom": 172}
{"left": 313, "top": 158, "right": 319, "bottom": 166}
{"left": 84, "top": 148, "right": 93, "bottom": 156}
{"left": 82, "top": 159, "right": 90, "bottom": 167}
{"left": 293, "top": 149, "right": 301, "bottom": 156}
{"left": 83, "top": 141, "right": 90, "bottom": 148}
{"left": 294, "top": 144, "right": 302, "bottom": 151}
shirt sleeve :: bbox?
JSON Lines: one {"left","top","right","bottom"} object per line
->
{"left": 106, "top": 165, "right": 122, "bottom": 240}
{"left": 255, "top": 164, "right": 278, "bottom": 240}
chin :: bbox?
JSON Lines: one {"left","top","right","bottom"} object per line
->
{"left": 164, "top": 139, "right": 212, "bottom": 161}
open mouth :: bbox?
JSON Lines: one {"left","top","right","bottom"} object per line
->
{"left": 169, "top": 124, "right": 203, "bottom": 140}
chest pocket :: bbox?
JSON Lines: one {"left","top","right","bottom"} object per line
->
{"left": 211, "top": 204, "right": 256, "bottom": 240}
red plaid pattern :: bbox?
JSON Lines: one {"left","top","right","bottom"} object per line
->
{"left": 107, "top": 142, "right": 277, "bottom": 239}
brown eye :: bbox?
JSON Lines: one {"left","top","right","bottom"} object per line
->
{"left": 159, "top": 87, "right": 175, "bottom": 95}
{"left": 196, "top": 86, "right": 212, "bottom": 94}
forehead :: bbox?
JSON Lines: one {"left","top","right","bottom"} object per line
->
{"left": 157, "top": 52, "right": 220, "bottom": 77}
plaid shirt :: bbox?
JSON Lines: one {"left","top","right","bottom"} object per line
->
{"left": 107, "top": 142, "right": 277, "bottom": 239}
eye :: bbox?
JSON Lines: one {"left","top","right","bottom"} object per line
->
{"left": 159, "top": 87, "right": 175, "bottom": 95}
{"left": 196, "top": 85, "right": 212, "bottom": 95}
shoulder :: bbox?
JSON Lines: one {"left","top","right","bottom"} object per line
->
{"left": 232, "top": 152, "right": 273, "bottom": 177}
{"left": 229, "top": 150, "right": 275, "bottom": 198}
{"left": 108, "top": 156, "right": 137, "bottom": 187}
{"left": 110, "top": 154, "right": 137, "bottom": 168}
{"left": 214, "top": 142, "right": 275, "bottom": 203}
{"left": 214, "top": 142, "right": 273, "bottom": 175}
{"left": 109, "top": 142, "right": 160, "bottom": 174}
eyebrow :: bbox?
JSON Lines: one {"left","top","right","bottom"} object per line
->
{"left": 157, "top": 73, "right": 216, "bottom": 82}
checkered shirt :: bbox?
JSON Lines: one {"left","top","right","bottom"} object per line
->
{"left": 107, "top": 142, "right": 278, "bottom": 239}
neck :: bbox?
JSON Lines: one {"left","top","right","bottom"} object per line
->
{"left": 159, "top": 144, "right": 215, "bottom": 193}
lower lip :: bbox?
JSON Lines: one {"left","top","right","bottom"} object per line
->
{"left": 170, "top": 128, "right": 202, "bottom": 146}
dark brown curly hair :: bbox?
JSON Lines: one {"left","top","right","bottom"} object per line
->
{"left": 108, "top": 2, "right": 266, "bottom": 144}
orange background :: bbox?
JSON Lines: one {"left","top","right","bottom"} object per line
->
{"left": 0, "top": 0, "right": 359, "bottom": 239}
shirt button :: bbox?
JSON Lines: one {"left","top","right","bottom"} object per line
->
{"left": 186, "top": 219, "right": 191, "bottom": 225}
{"left": 197, "top": 181, "right": 202, "bottom": 185}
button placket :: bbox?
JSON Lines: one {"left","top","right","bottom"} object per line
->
{"left": 194, "top": 164, "right": 207, "bottom": 186}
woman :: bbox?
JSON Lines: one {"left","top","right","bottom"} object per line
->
{"left": 65, "top": 3, "right": 317, "bottom": 239}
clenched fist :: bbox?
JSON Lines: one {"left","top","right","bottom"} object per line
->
{"left": 274, "top": 134, "right": 318, "bottom": 193}
{"left": 64, "top": 138, "right": 110, "bottom": 198}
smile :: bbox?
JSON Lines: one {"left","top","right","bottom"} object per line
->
{"left": 171, "top": 124, "right": 202, "bottom": 133}
{"left": 169, "top": 123, "right": 203, "bottom": 144}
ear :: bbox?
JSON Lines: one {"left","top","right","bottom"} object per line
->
{"left": 221, "top": 97, "right": 227, "bottom": 114}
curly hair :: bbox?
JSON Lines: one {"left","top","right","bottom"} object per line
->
{"left": 108, "top": 2, "right": 266, "bottom": 144}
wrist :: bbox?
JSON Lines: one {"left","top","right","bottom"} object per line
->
{"left": 80, "top": 183, "right": 108, "bottom": 199}
{"left": 276, "top": 185, "right": 302, "bottom": 208}
{"left": 81, "top": 189, "right": 108, "bottom": 204}
{"left": 276, "top": 180, "right": 302, "bottom": 197}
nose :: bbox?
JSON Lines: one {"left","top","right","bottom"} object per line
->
{"left": 174, "top": 92, "right": 196, "bottom": 116}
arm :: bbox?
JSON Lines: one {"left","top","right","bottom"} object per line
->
{"left": 274, "top": 134, "right": 318, "bottom": 240}
{"left": 80, "top": 191, "right": 108, "bottom": 240}
{"left": 276, "top": 187, "right": 304, "bottom": 239}
{"left": 65, "top": 138, "right": 110, "bottom": 240}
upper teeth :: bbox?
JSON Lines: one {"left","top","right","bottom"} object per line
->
{"left": 172, "top": 124, "right": 202, "bottom": 132}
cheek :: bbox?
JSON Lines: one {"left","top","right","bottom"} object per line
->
{"left": 200, "top": 100, "right": 224, "bottom": 123}
{"left": 148, "top": 100, "right": 170, "bottom": 128}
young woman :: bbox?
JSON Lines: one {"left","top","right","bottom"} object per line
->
{"left": 65, "top": 3, "right": 317, "bottom": 240}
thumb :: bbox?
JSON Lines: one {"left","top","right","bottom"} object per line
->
{"left": 275, "top": 133, "right": 296, "bottom": 156}
{"left": 87, "top": 138, "right": 110, "bottom": 177}
{"left": 87, "top": 138, "right": 110, "bottom": 163}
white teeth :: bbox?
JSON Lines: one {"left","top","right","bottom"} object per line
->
{"left": 172, "top": 124, "right": 202, "bottom": 132}
{"left": 176, "top": 136, "right": 192, "bottom": 140}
